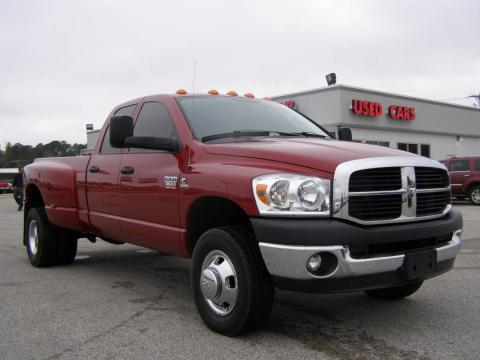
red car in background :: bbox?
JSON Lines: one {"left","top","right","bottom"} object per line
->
{"left": 0, "top": 168, "right": 18, "bottom": 194}
{"left": 441, "top": 156, "right": 480, "bottom": 205}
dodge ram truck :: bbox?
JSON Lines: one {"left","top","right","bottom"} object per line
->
{"left": 23, "top": 91, "right": 463, "bottom": 336}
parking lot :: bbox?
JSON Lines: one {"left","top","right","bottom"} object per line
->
{"left": 0, "top": 194, "right": 479, "bottom": 360}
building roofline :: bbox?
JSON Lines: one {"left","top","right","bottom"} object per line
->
{"left": 272, "top": 84, "right": 480, "bottom": 112}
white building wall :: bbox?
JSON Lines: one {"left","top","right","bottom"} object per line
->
{"left": 351, "top": 127, "right": 480, "bottom": 160}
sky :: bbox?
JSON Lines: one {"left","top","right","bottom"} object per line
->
{"left": 0, "top": 0, "right": 479, "bottom": 146}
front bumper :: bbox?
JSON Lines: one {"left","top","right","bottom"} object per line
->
{"left": 251, "top": 209, "right": 463, "bottom": 293}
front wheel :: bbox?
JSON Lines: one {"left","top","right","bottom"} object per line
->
{"left": 191, "top": 226, "right": 274, "bottom": 336}
{"left": 365, "top": 281, "right": 423, "bottom": 300}
{"left": 469, "top": 186, "right": 480, "bottom": 206}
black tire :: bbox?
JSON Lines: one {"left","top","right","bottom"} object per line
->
{"left": 468, "top": 185, "right": 480, "bottom": 206}
{"left": 191, "top": 226, "right": 274, "bottom": 336}
{"left": 56, "top": 231, "right": 78, "bottom": 265}
{"left": 25, "top": 207, "right": 60, "bottom": 267}
{"left": 365, "top": 281, "right": 423, "bottom": 300}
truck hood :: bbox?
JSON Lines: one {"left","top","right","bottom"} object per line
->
{"left": 204, "top": 138, "right": 418, "bottom": 173}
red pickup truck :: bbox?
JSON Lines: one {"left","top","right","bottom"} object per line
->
{"left": 23, "top": 92, "right": 462, "bottom": 336}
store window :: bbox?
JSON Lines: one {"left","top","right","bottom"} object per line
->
{"left": 450, "top": 160, "right": 470, "bottom": 172}
{"left": 397, "top": 143, "right": 429, "bottom": 157}
{"left": 420, "top": 144, "right": 430, "bottom": 158}
{"left": 475, "top": 159, "right": 480, "bottom": 171}
{"left": 355, "top": 140, "right": 390, "bottom": 147}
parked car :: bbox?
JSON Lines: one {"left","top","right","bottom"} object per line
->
{"left": 440, "top": 156, "right": 480, "bottom": 205}
{"left": 0, "top": 168, "right": 18, "bottom": 194}
{"left": 23, "top": 92, "right": 462, "bottom": 336}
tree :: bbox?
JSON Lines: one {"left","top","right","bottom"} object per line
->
{"left": 0, "top": 141, "right": 87, "bottom": 168}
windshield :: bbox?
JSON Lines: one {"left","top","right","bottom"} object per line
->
{"left": 176, "top": 96, "right": 330, "bottom": 142}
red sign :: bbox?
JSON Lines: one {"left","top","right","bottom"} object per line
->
{"left": 388, "top": 105, "right": 416, "bottom": 120}
{"left": 352, "top": 99, "right": 383, "bottom": 117}
{"left": 351, "top": 99, "right": 415, "bottom": 121}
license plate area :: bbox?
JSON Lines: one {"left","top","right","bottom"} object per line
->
{"left": 401, "top": 249, "right": 437, "bottom": 280}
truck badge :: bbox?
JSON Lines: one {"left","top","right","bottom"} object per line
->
{"left": 164, "top": 176, "right": 178, "bottom": 189}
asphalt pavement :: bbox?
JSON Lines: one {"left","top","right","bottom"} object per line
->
{"left": 0, "top": 194, "right": 479, "bottom": 360}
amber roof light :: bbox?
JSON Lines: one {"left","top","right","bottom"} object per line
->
{"left": 244, "top": 92, "right": 255, "bottom": 98}
{"left": 227, "top": 90, "right": 238, "bottom": 96}
{"left": 176, "top": 89, "right": 188, "bottom": 95}
{"left": 208, "top": 89, "right": 219, "bottom": 95}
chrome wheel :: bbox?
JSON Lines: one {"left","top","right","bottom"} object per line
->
{"left": 471, "top": 189, "right": 480, "bottom": 204}
{"left": 28, "top": 219, "right": 39, "bottom": 256}
{"left": 200, "top": 250, "right": 238, "bottom": 316}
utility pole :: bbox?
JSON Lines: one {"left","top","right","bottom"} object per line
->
{"left": 468, "top": 94, "right": 480, "bottom": 107}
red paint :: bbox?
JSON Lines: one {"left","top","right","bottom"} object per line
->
{"left": 24, "top": 94, "right": 418, "bottom": 258}
{"left": 283, "top": 100, "right": 296, "bottom": 109}
{"left": 352, "top": 99, "right": 382, "bottom": 117}
{"left": 442, "top": 157, "right": 480, "bottom": 197}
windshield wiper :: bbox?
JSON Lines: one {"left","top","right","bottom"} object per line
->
{"left": 202, "top": 130, "right": 295, "bottom": 142}
{"left": 201, "top": 130, "right": 329, "bottom": 143}
{"left": 286, "top": 132, "right": 329, "bottom": 138}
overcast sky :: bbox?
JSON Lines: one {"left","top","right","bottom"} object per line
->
{"left": 1, "top": 0, "right": 479, "bottom": 146}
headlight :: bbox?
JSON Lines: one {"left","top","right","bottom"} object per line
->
{"left": 252, "top": 173, "right": 331, "bottom": 216}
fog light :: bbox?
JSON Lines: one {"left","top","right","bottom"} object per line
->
{"left": 306, "top": 252, "right": 339, "bottom": 277}
{"left": 307, "top": 254, "right": 322, "bottom": 271}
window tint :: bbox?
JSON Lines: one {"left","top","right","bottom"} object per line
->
{"left": 475, "top": 159, "right": 480, "bottom": 171}
{"left": 450, "top": 160, "right": 470, "bottom": 171}
{"left": 420, "top": 144, "right": 430, "bottom": 158}
{"left": 130, "top": 102, "right": 177, "bottom": 152}
{"left": 100, "top": 105, "right": 136, "bottom": 154}
{"left": 177, "top": 96, "right": 328, "bottom": 141}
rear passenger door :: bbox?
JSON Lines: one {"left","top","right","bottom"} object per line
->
{"left": 86, "top": 104, "right": 136, "bottom": 240}
{"left": 117, "top": 101, "right": 182, "bottom": 253}
{"left": 448, "top": 159, "right": 470, "bottom": 195}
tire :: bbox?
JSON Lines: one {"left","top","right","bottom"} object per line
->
{"left": 365, "top": 281, "right": 423, "bottom": 300}
{"left": 191, "top": 226, "right": 274, "bottom": 336}
{"left": 469, "top": 185, "right": 480, "bottom": 206}
{"left": 25, "top": 207, "right": 60, "bottom": 267}
{"left": 57, "top": 231, "right": 78, "bottom": 265}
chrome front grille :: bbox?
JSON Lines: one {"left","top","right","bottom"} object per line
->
{"left": 333, "top": 157, "right": 452, "bottom": 225}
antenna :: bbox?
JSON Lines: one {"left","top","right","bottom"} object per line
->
{"left": 192, "top": 59, "right": 197, "bottom": 95}
{"left": 187, "top": 59, "right": 197, "bottom": 170}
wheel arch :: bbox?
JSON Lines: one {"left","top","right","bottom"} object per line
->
{"left": 186, "top": 196, "right": 253, "bottom": 257}
{"left": 23, "top": 184, "right": 45, "bottom": 245}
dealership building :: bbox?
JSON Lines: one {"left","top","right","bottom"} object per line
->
{"left": 273, "top": 84, "right": 480, "bottom": 160}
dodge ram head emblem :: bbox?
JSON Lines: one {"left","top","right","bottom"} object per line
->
{"left": 407, "top": 186, "right": 416, "bottom": 200}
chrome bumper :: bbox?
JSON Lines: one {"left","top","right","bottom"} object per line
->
{"left": 259, "top": 230, "right": 462, "bottom": 280}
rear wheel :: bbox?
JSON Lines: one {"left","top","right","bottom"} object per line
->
{"left": 57, "top": 231, "right": 78, "bottom": 265}
{"left": 365, "top": 281, "right": 423, "bottom": 300}
{"left": 25, "top": 208, "right": 60, "bottom": 267}
{"left": 469, "top": 185, "right": 480, "bottom": 206}
{"left": 191, "top": 226, "right": 274, "bottom": 336}
{"left": 25, "top": 207, "right": 78, "bottom": 267}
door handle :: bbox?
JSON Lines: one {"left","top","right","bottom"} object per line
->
{"left": 120, "top": 166, "right": 135, "bottom": 175}
{"left": 89, "top": 165, "right": 99, "bottom": 173}
{"left": 464, "top": 174, "right": 470, "bottom": 177}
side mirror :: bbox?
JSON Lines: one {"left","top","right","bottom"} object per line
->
{"left": 338, "top": 127, "right": 352, "bottom": 141}
{"left": 110, "top": 115, "right": 134, "bottom": 148}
